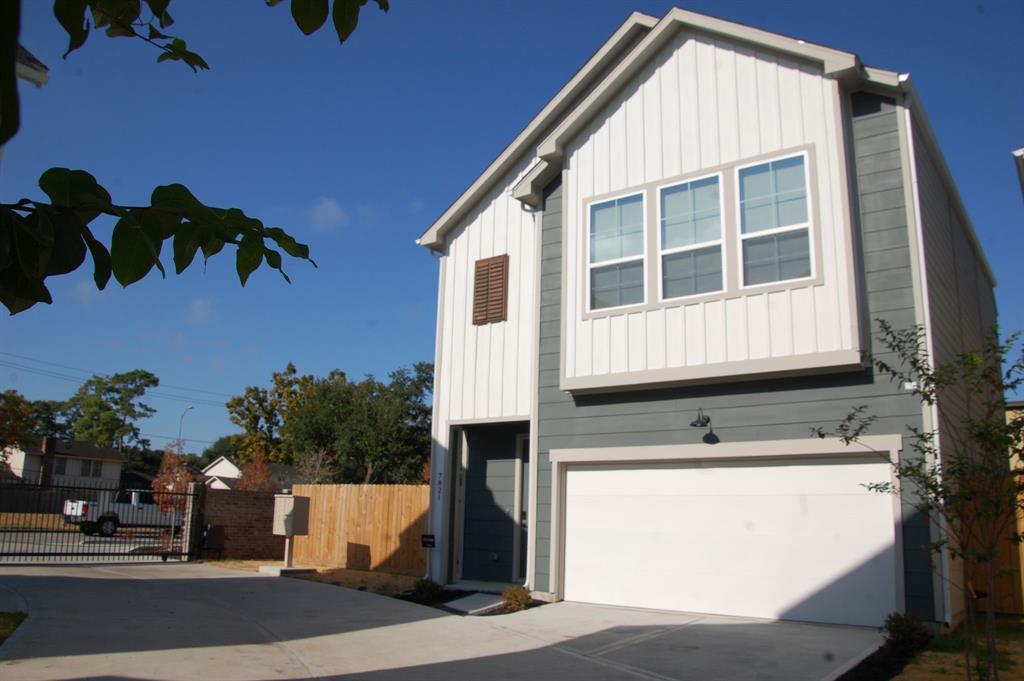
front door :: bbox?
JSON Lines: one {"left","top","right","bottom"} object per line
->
{"left": 457, "top": 425, "right": 528, "bottom": 583}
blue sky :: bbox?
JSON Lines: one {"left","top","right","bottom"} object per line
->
{"left": 3, "top": 1, "right": 1022, "bottom": 453}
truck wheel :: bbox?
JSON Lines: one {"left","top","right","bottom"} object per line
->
{"left": 98, "top": 518, "right": 119, "bottom": 537}
{"left": 81, "top": 523, "right": 97, "bottom": 536}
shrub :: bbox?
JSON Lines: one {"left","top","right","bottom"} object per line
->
{"left": 884, "top": 611, "right": 931, "bottom": 653}
{"left": 501, "top": 585, "right": 532, "bottom": 612}
{"left": 411, "top": 579, "right": 445, "bottom": 603}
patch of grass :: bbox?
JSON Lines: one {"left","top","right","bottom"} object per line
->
{"left": 0, "top": 613, "right": 26, "bottom": 646}
{"left": 0, "top": 514, "right": 63, "bottom": 531}
{"left": 890, "top": 616, "right": 1024, "bottom": 681}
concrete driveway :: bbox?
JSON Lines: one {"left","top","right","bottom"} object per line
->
{"left": 0, "top": 563, "right": 880, "bottom": 681}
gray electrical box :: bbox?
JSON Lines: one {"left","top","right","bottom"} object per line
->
{"left": 272, "top": 494, "right": 310, "bottom": 536}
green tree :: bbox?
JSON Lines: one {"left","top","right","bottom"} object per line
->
{"left": 285, "top": 362, "right": 432, "bottom": 483}
{"left": 28, "top": 398, "right": 75, "bottom": 440}
{"left": 0, "top": 0, "right": 388, "bottom": 314}
{"left": 226, "top": 363, "right": 319, "bottom": 464}
{"left": 0, "top": 389, "right": 36, "bottom": 453}
{"left": 817, "top": 321, "right": 1024, "bottom": 681}
{"left": 68, "top": 369, "right": 159, "bottom": 451}
{"left": 196, "top": 433, "right": 244, "bottom": 469}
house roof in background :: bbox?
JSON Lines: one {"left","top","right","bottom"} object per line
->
{"left": 19, "top": 440, "right": 123, "bottom": 462}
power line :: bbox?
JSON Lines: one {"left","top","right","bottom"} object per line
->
{"left": 0, "top": 350, "right": 236, "bottom": 398}
{"left": 0, "top": 360, "right": 227, "bottom": 408}
{"left": 140, "top": 432, "right": 219, "bottom": 446}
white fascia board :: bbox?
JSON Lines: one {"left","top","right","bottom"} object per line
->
{"left": 898, "top": 75, "right": 998, "bottom": 288}
{"left": 416, "top": 12, "right": 658, "bottom": 250}
{"left": 535, "top": 7, "right": 861, "bottom": 164}
{"left": 15, "top": 62, "right": 49, "bottom": 87}
{"left": 1014, "top": 147, "right": 1024, "bottom": 202}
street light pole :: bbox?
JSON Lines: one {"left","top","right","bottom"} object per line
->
{"left": 178, "top": 405, "right": 194, "bottom": 444}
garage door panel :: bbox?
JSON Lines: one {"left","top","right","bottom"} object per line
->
{"left": 562, "top": 459, "right": 896, "bottom": 627}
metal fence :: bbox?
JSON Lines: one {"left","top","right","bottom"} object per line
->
{"left": 0, "top": 479, "right": 201, "bottom": 563}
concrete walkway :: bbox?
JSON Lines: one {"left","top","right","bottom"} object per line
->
{"left": 0, "top": 563, "right": 881, "bottom": 680}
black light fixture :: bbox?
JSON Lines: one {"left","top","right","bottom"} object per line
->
{"left": 689, "top": 408, "right": 719, "bottom": 444}
{"left": 689, "top": 408, "right": 711, "bottom": 428}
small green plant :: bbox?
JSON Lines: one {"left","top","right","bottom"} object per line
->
{"left": 501, "top": 585, "right": 533, "bottom": 612}
{"left": 884, "top": 611, "right": 931, "bottom": 654}
{"left": 411, "top": 579, "right": 445, "bottom": 603}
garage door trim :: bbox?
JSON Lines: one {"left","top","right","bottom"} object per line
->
{"left": 548, "top": 434, "right": 905, "bottom": 621}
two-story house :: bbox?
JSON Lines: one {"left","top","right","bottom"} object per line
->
{"left": 4, "top": 440, "right": 123, "bottom": 487}
{"left": 418, "top": 8, "right": 995, "bottom": 629}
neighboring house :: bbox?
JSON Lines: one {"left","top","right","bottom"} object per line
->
{"left": 4, "top": 440, "right": 123, "bottom": 487}
{"left": 200, "top": 456, "right": 310, "bottom": 491}
{"left": 0, "top": 45, "right": 49, "bottom": 163}
{"left": 419, "top": 7, "right": 996, "bottom": 630}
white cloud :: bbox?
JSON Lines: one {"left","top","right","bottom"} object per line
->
{"left": 309, "top": 197, "right": 348, "bottom": 233}
{"left": 72, "top": 280, "right": 100, "bottom": 311}
{"left": 185, "top": 298, "right": 215, "bottom": 326}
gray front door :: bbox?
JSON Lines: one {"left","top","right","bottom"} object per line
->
{"left": 459, "top": 425, "right": 527, "bottom": 583}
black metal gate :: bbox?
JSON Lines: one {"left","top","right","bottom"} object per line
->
{"left": 0, "top": 480, "right": 202, "bottom": 563}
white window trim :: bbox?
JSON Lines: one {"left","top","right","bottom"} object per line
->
{"left": 735, "top": 151, "right": 816, "bottom": 290}
{"left": 655, "top": 171, "right": 727, "bottom": 304}
{"left": 585, "top": 190, "right": 647, "bottom": 313}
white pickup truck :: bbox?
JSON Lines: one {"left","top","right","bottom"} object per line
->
{"left": 63, "top": 489, "right": 182, "bottom": 537}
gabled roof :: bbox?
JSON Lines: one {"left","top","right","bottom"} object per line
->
{"left": 201, "top": 455, "right": 241, "bottom": 476}
{"left": 418, "top": 7, "right": 894, "bottom": 250}
{"left": 416, "top": 11, "right": 659, "bottom": 250}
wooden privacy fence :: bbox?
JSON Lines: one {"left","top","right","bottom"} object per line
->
{"left": 290, "top": 484, "right": 429, "bottom": 575}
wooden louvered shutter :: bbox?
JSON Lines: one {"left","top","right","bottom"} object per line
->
{"left": 473, "top": 254, "right": 509, "bottom": 325}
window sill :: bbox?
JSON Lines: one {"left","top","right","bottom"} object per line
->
{"left": 559, "top": 349, "right": 864, "bottom": 393}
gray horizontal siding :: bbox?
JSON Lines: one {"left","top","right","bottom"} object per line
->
{"left": 531, "top": 91, "right": 934, "bottom": 620}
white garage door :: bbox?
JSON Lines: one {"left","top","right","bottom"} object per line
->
{"left": 562, "top": 458, "right": 897, "bottom": 627}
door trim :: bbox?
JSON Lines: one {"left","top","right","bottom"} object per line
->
{"left": 512, "top": 433, "right": 529, "bottom": 583}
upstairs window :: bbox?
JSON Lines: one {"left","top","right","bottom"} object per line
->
{"left": 54, "top": 457, "right": 67, "bottom": 475}
{"left": 659, "top": 175, "right": 723, "bottom": 300}
{"left": 473, "top": 254, "right": 509, "bottom": 325}
{"left": 79, "top": 459, "right": 102, "bottom": 478}
{"left": 738, "top": 154, "right": 812, "bottom": 286}
{"left": 588, "top": 193, "right": 644, "bottom": 310}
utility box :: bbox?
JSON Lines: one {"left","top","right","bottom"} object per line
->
{"left": 272, "top": 494, "right": 309, "bottom": 536}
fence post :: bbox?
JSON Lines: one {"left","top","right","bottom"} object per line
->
{"left": 182, "top": 481, "right": 205, "bottom": 560}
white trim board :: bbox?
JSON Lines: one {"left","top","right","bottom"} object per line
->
{"left": 549, "top": 434, "right": 902, "bottom": 464}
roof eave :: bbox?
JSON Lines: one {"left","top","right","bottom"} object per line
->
{"left": 417, "top": 11, "right": 659, "bottom": 251}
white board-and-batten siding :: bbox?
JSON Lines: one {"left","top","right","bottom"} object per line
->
{"left": 434, "top": 158, "right": 538, "bottom": 425}
{"left": 562, "top": 30, "right": 860, "bottom": 385}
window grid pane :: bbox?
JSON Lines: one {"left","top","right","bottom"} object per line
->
{"left": 590, "top": 194, "right": 644, "bottom": 263}
{"left": 662, "top": 245, "right": 723, "bottom": 300}
{"left": 742, "top": 229, "right": 811, "bottom": 286}
{"left": 739, "top": 156, "right": 808, "bottom": 235}
{"left": 591, "top": 260, "right": 644, "bottom": 310}
{"left": 661, "top": 177, "right": 720, "bottom": 250}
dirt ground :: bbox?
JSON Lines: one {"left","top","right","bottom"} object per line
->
{"left": 204, "top": 560, "right": 421, "bottom": 597}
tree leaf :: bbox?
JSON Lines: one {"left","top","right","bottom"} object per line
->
{"left": 80, "top": 225, "right": 112, "bottom": 290}
{"left": 332, "top": 0, "right": 360, "bottom": 44}
{"left": 38, "top": 168, "right": 112, "bottom": 223}
{"left": 236, "top": 234, "right": 264, "bottom": 286}
{"left": 111, "top": 218, "right": 161, "bottom": 286}
{"left": 172, "top": 222, "right": 200, "bottom": 274}
{"left": 291, "top": 0, "right": 329, "bottom": 35}
{"left": 35, "top": 206, "right": 88, "bottom": 276}
{"left": 53, "top": 0, "right": 90, "bottom": 58}
{"left": 263, "top": 247, "right": 290, "bottom": 283}
{"left": 150, "top": 183, "right": 219, "bottom": 223}
{"left": 374, "top": 0, "right": 390, "bottom": 11}
{"left": 266, "top": 226, "right": 313, "bottom": 262}
{"left": 147, "top": 24, "right": 169, "bottom": 40}
{"left": 143, "top": 0, "right": 174, "bottom": 28}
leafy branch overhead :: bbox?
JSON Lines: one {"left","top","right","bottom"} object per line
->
{"left": 0, "top": 0, "right": 388, "bottom": 315}
{"left": 0, "top": 168, "right": 315, "bottom": 314}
